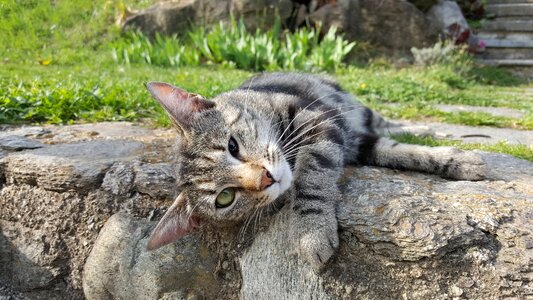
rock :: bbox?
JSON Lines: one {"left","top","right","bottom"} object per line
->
{"left": 0, "top": 186, "right": 89, "bottom": 299}
{"left": 449, "top": 285, "right": 464, "bottom": 297}
{"left": 0, "top": 123, "right": 180, "bottom": 299}
{"left": 427, "top": 0, "right": 471, "bottom": 43}
{"left": 408, "top": 0, "right": 440, "bottom": 12}
{"left": 1, "top": 140, "right": 143, "bottom": 193}
{"left": 83, "top": 151, "right": 533, "bottom": 299}
{"left": 308, "top": 3, "right": 345, "bottom": 33}
{"left": 123, "top": 0, "right": 439, "bottom": 58}
{"left": 343, "top": 0, "right": 438, "bottom": 57}
{"left": 0, "top": 135, "right": 43, "bottom": 151}
{"left": 101, "top": 162, "right": 136, "bottom": 196}
{"left": 0, "top": 126, "right": 50, "bottom": 138}
{"left": 82, "top": 214, "right": 220, "bottom": 300}
{"left": 1, "top": 122, "right": 532, "bottom": 299}
{"left": 133, "top": 163, "right": 176, "bottom": 199}
{"left": 122, "top": 0, "right": 293, "bottom": 36}
{"left": 0, "top": 279, "right": 26, "bottom": 300}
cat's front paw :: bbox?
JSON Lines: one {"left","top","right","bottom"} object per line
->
{"left": 437, "top": 147, "right": 487, "bottom": 181}
{"left": 298, "top": 228, "right": 339, "bottom": 271}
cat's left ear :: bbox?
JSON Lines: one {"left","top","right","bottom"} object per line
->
{"left": 145, "top": 82, "right": 215, "bottom": 132}
{"left": 146, "top": 193, "right": 200, "bottom": 251}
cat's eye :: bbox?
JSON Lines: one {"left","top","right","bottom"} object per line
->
{"left": 228, "top": 136, "right": 239, "bottom": 158}
{"left": 215, "top": 188, "right": 236, "bottom": 208}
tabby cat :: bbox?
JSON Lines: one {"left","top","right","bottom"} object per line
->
{"left": 145, "top": 72, "right": 486, "bottom": 270}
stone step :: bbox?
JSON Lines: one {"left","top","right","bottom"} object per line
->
{"left": 486, "top": 3, "right": 533, "bottom": 16}
{"left": 477, "top": 32, "right": 533, "bottom": 41}
{"left": 479, "top": 47, "right": 533, "bottom": 59}
{"left": 481, "top": 19, "right": 533, "bottom": 32}
{"left": 477, "top": 58, "right": 533, "bottom": 66}
{"left": 486, "top": 0, "right": 533, "bottom": 3}
{"left": 482, "top": 38, "right": 533, "bottom": 48}
{"left": 489, "top": 0, "right": 533, "bottom": 3}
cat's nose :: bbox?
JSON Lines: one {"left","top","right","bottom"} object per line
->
{"left": 260, "top": 169, "right": 275, "bottom": 190}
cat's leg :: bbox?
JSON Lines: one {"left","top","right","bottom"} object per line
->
{"left": 290, "top": 140, "right": 343, "bottom": 271}
{"left": 362, "top": 136, "right": 487, "bottom": 180}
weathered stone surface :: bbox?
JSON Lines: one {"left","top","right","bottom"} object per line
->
{"left": 0, "top": 135, "right": 43, "bottom": 151}
{"left": 122, "top": 0, "right": 439, "bottom": 57}
{"left": 1, "top": 140, "right": 143, "bottom": 193}
{"left": 0, "top": 123, "right": 177, "bottom": 299}
{"left": 133, "top": 162, "right": 176, "bottom": 199}
{"left": 0, "top": 126, "right": 50, "bottom": 139}
{"left": 1, "top": 122, "right": 532, "bottom": 299}
{"left": 123, "top": 0, "right": 292, "bottom": 36}
{"left": 0, "top": 185, "right": 91, "bottom": 299}
{"left": 340, "top": 0, "right": 438, "bottom": 57}
{"left": 427, "top": 0, "right": 470, "bottom": 42}
{"left": 83, "top": 214, "right": 220, "bottom": 300}
{"left": 83, "top": 150, "right": 532, "bottom": 299}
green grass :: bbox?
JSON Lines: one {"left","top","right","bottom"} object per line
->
{"left": 336, "top": 64, "right": 533, "bottom": 130}
{"left": 1, "top": 0, "right": 532, "bottom": 162}
{"left": 0, "top": 64, "right": 251, "bottom": 126}
{"left": 391, "top": 133, "right": 533, "bottom": 162}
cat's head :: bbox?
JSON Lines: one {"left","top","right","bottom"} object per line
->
{"left": 145, "top": 82, "right": 293, "bottom": 250}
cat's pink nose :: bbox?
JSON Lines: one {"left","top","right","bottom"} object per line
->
{"left": 260, "top": 169, "right": 275, "bottom": 190}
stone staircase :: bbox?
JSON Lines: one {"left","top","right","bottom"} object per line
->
{"left": 476, "top": 0, "right": 533, "bottom": 68}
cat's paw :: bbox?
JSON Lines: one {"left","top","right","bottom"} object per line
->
{"left": 435, "top": 147, "right": 487, "bottom": 181}
{"left": 298, "top": 228, "right": 339, "bottom": 271}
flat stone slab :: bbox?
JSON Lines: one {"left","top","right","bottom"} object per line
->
{"left": 0, "top": 135, "right": 43, "bottom": 151}
{"left": 434, "top": 104, "right": 526, "bottom": 119}
{"left": 392, "top": 120, "right": 533, "bottom": 145}
{"left": 0, "top": 122, "right": 175, "bottom": 144}
{"left": 1, "top": 140, "right": 144, "bottom": 192}
{"left": 0, "top": 126, "right": 51, "bottom": 138}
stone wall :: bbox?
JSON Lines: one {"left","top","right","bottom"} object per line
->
{"left": 1, "top": 122, "right": 531, "bottom": 299}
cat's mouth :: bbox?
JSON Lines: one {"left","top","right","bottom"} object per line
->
{"left": 263, "top": 162, "right": 293, "bottom": 201}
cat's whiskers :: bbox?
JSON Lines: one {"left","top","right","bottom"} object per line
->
{"left": 282, "top": 106, "right": 365, "bottom": 154}
{"left": 186, "top": 200, "right": 203, "bottom": 225}
{"left": 252, "top": 205, "right": 264, "bottom": 236}
{"left": 283, "top": 115, "right": 365, "bottom": 159}
{"left": 282, "top": 111, "right": 368, "bottom": 159}
{"left": 275, "top": 94, "right": 331, "bottom": 146}
{"left": 281, "top": 104, "right": 364, "bottom": 150}
{"left": 239, "top": 205, "right": 261, "bottom": 241}
{"left": 242, "top": 76, "right": 256, "bottom": 117}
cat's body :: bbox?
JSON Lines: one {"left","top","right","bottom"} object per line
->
{"left": 145, "top": 72, "right": 487, "bottom": 270}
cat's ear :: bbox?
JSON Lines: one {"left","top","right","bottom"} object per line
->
{"left": 146, "top": 193, "right": 199, "bottom": 251}
{"left": 145, "top": 82, "right": 215, "bottom": 132}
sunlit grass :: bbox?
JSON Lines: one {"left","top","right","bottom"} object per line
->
{"left": 391, "top": 133, "right": 533, "bottom": 162}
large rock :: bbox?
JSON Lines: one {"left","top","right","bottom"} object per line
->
{"left": 342, "top": 0, "right": 439, "bottom": 57}
{"left": 83, "top": 151, "right": 532, "bottom": 299}
{"left": 82, "top": 214, "right": 221, "bottom": 300}
{"left": 122, "top": 0, "right": 293, "bottom": 36}
{"left": 122, "top": 0, "right": 439, "bottom": 57}
{"left": 0, "top": 123, "right": 178, "bottom": 299}
{"left": 1, "top": 122, "right": 532, "bottom": 299}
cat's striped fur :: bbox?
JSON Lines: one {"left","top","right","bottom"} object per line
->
{"left": 145, "top": 72, "right": 487, "bottom": 270}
